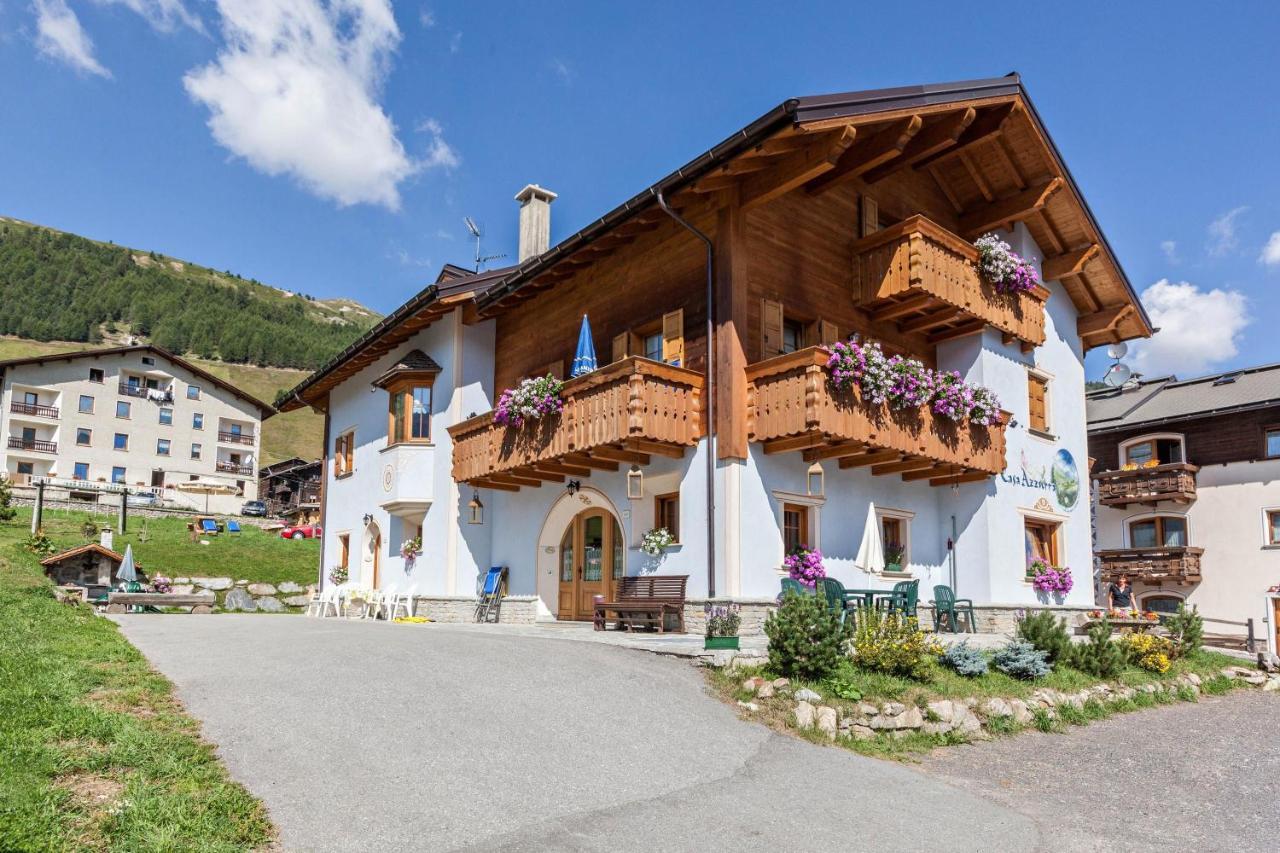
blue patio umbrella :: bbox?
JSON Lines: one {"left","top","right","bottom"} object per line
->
{"left": 571, "top": 314, "right": 598, "bottom": 377}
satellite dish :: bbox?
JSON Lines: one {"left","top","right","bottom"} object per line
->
{"left": 1103, "top": 363, "right": 1132, "bottom": 387}
{"left": 1106, "top": 342, "right": 1129, "bottom": 360}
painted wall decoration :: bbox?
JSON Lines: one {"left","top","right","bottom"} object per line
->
{"left": 1052, "top": 449, "right": 1080, "bottom": 509}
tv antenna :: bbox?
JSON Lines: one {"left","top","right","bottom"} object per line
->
{"left": 464, "top": 217, "right": 506, "bottom": 272}
{"left": 1101, "top": 341, "right": 1134, "bottom": 388}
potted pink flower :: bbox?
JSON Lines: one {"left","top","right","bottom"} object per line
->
{"left": 783, "top": 545, "right": 826, "bottom": 588}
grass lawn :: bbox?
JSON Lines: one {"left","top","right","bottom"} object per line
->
{"left": 0, "top": 516, "right": 274, "bottom": 850}
{"left": 13, "top": 507, "right": 319, "bottom": 588}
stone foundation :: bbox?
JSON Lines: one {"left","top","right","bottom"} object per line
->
{"left": 412, "top": 595, "right": 539, "bottom": 624}
{"left": 683, "top": 599, "right": 777, "bottom": 636}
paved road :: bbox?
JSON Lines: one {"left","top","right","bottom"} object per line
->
{"left": 116, "top": 616, "right": 1036, "bottom": 852}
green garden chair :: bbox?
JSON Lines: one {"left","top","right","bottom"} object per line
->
{"left": 779, "top": 578, "right": 812, "bottom": 598}
{"left": 815, "top": 577, "right": 850, "bottom": 625}
{"left": 930, "top": 584, "right": 977, "bottom": 634}
{"left": 877, "top": 579, "right": 919, "bottom": 619}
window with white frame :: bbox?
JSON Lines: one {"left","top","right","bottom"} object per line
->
{"left": 876, "top": 507, "right": 914, "bottom": 571}
{"left": 1127, "top": 514, "right": 1187, "bottom": 548}
{"left": 1120, "top": 433, "right": 1186, "bottom": 468}
{"left": 1027, "top": 369, "right": 1052, "bottom": 436}
{"left": 1265, "top": 508, "right": 1280, "bottom": 547}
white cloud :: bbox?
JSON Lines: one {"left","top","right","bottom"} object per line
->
{"left": 418, "top": 6, "right": 433, "bottom": 27}
{"left": 96, "top": 0, "right": 204, "bottom": 33}
{"left": 32, "top": 0, "right": 111, "bottom": 77}
{"left": 183, "top": 0, "right": 440, "bottom": 210}
{"left": 1160, "top": 240, "right": 1178, "bottom": 264}
{"left": 1207, "top": 206, "right": 1248, "bottom": 256}
{"left": 415, "top": 118, "right": 459, "bottom": 169}
{"left": 1259, "top": 232, "right": 1280, "bottom": 267}
{"left": 1128, "top": 279, "right": 1249, "bottom": 378}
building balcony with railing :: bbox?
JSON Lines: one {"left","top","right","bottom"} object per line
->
{"left": 746, "top": 347, "right": 1008, "bottom": 485}
{"left": 1095, "top": 463, "right": 1198, "bottom": 507}
{"left": 215, "top": 460, "right": 255, "bottom": 476}
{"left": 449, "top": 356, "right": 703, "bottom": 490}
{"left": 1097, "top": 545, "right": 1204, "bottom": 585}
{"left": 850, "top": 215, "right": 1048, "bottom": 350}
{"left": 9, "top": 401, "right": 59, "bottom": 419}
{"left": 7, "top": 435, "right": 58, "bottom": 454}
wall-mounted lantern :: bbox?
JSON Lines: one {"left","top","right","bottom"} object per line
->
{"left": 362, "top": 512, "right": 374, "bottom": 526}
{"left": 627, "top": 465, "right": 644, "bottom": 500}
{"left": 806, "top": 462, "right": 825, "bottom": 497}
{"left": 468, "top": 491, "right": 484, "bottom": 525}
{"left": 566, "top": 480, "right": 581, "bottom": 495}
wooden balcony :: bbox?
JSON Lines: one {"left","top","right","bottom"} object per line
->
{"left": 851, "top": 215, "right": 1047, "bottom": 350}
{"left": 218, "top": 431, "right": 256, "bottom": 446}
{"left": 9, "top": 401, "right": 59, "bottom": 419}
{"left": 1095, "top": 463, "right": 1198, "bottom": 507}
{"left": 1097, "top": 546, "right": 1204, "bottom": 586}
{"left": 7, "top": 437, "right": 57, "bottom": 454}
{"left": 449, "top": 357, "right": 703, "bottom": 491}
{"left": 747, "top": 347, "right": 1008, "bottom": 486}
{"left": 216, "top": 461, "right": 254, "bottom": 476}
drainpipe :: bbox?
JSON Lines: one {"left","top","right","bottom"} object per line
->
{"left": 655, "top": 190, "right": 716, "bottom": 599}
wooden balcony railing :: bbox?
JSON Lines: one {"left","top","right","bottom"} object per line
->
{"left": 1097, "top": 546, "right": 1204, "bottom": 585}
{"left": 449, "top": 357, "right": 703, "bottom": 490}
{"left": 216, "top": 461, "right": 254, "bottom": 476}
{"left": 9, "top": 402, "right": 59, "bottom": 419}
{"left": 118, "top": 382, "right": 148, "bottom": 398}
{"left": 851, "top": 215, "right": 1047, "bottom": 349}
{"left": 7, "top": 436, "right": 57, "bottom": 454}
{"left": 746, "top": 347, "right": 1008, "bottom": 486}
{"left": 218, "top": 431, "right": 256, "bottom": 446}
{"left": 1095, "top": 463, "right": 1198, "bottom": 507}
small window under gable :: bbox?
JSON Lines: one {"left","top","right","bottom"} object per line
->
{"left": 373, "top": 349, "right": 442, "bottom": 446}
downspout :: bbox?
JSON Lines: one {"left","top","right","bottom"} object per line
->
{"left": 298, "top": 390, "right": 330, "bottom": 591}
{"left": 655, "top": 190, "right": 716, "bottom": 599}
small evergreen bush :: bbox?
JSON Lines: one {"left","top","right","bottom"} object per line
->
{"left": 992, "top": 640, "right": 1051, "bottom": 680}
{"left": 0, "top": 475, "right": 16, "bottom": 522}
{"left": 1164, "top": 604, "right": 1204, "bottom": 657}
{"left": 764, "top": 590, "right": 850, "bottom": 680}
{"left": 850, "top": 606, "right": 942, "bottom": 678}
{"left": 1016, "top": 610, "right": 1072, "bottom": 663}
{"left": 1068, "top": 619, "right": 1126, "bottom": 678}
{"left": 940, "top": 641, "right": 989, "bottom": 677}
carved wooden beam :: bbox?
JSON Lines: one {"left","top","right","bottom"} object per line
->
{"left": 927, "top": 319, "right": 985, "bottom": 345}
{"left": 804, "top": 116, "right": 923, "bottom": 196}
{"left": 903, "top": 463, "right": 957, "bottom": 482}
{"left": 1077, "top": 304, "right": 1135, "bottom": 338}
{"left": 587, "top": 446, "right": 651, "bottom": 466}
{"left": 871, "top": 456, "right": 938, "bottom": 476}
{"left": 469, "top": 478, "right": 521, "bottom": 492}
{"left": 763, "top": 433, "right": 827, "bottom": 455}
{"left": 863, "top": 108, "right": 977, "bottom": 184}
{"left": 739, "top": 125, "right": 859, "bottom": 211}
{"left": 838, "top": 448, "right": 901, "bottom": 469}
{"left": 871, "top": 293, "right": 937, "bottom": 323}
{"left": 562, "top": 452, "right": 619, "bottom": 472}
{"left": 959, "top": 177, "right": 1064, "bottom": 238}
{"left": 899, "top": 305, "right": 963, "bottom": 334}
{"left": 912, "top": 101, "right": 1020, "bottom": 171}
{"left": 930, "top": 471, "right": 991, "bottom": 487}
{"left": 531, "top": 461, "right": 593, "bottom": 478}
{"left": 1042, "top": 243, "right": 1100, "bottom": 282}
{"left": 624, "top": 438, "right": 686, "bottom": 459}
{"left": 802, "top": 440, "right": 866, "bottom": 462}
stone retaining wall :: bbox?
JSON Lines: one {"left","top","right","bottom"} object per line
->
{"left": 13, "top": 493, "right": 274, "bottom": 526}
{"left": 682, "top": 599, "right": 777, "bottom": 636}
{"left": 412, "top": 595, "right": 539, "bottom": 625}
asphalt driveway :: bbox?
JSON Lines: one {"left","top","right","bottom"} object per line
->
{"left": 116, "top": 616, "right": 1036, "bottom": 852}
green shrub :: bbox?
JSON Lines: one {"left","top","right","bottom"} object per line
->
{"left": 1016, "top": 610, "right": 1072, "bottom": 663}
{"left": 992, "top": 640, "right": 1050, "bottom": 679}
{"left": 939, "top": 641, "right": 988, "bottom": 677}
{"left": 1164, "top": 604, "right": 1203, "bottom": 657}
{"left": 0, "top": 475, "right": 16, "bottom": 522}
{"left": 1068, "top": 620, "right": 1126, "bottom": 678}
{"left": 850, "top": 606, "right": 941, "bottom": 678}
{"left": 764, "top": 590, "right": 850, "bottom": 680}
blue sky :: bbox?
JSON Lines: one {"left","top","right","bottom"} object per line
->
{"left": 2, "top": 1, "right": 1278, "bottom": 381}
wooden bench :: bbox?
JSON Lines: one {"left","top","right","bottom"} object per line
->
{"left": 106, "top": 592, "right": 217, "bottom": 614}
{"left": 594, "top": 575, "right": 688, "bottom": 633}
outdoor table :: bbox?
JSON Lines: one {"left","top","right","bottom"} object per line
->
{"left": 842, "top": 588, "right": 892, "bottom": 611}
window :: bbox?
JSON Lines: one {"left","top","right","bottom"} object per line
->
{"left": 1268, "top": 510, "right": 1280, "bottom": 546}
{"left": 76, "top": 428, "right": 91, "bottom": 446}
{"left": 116, "top": 401, "right": 130, "bottom": 419}
{"left": 78, "top": 395, "right": 94, "bottom": 414}
{"left": 613, "top": 310, "right": 684, "bottom": 367}
{"left": 782, "top": 503, "right": 809, "bottom": 554}
{"left": 655, "top": 493, "right": 680, "bottom": 542}
{"left": 88, "top": 368, "right": 104, "bottom": 383}
{"left": 1024, "top": 517, "right": 1060, "bottom": 572}
{"left": 158, "top": 408, "right": 173, "bottom": 426}
{"left": 191, "top": 443, "right": 201, "bottom": 460}
{"left": 193, "top": 412, "right": 204, "bottom": 430}
{"left": 1123, "top": 435, "right": 1184, "bottom": 467}
{"left": 781, "top": 318, "right": 804, "bottom": 355}
{"left": 17, "top": 461, "right": 34, "bottom": 478}
{"left": 151, "top": 470, "right": 165, "bottom": 489}
{"left": 156, "top": 439, "right": 171, "bottom": 456}
{"left": 73, "top": 462, "right": 89, "bottom": 480}
{"left": 1143, "top": 595, "right": 1184, "bottom": 616}
{"left": 1027, "top": 372, "right": 1050, "bottom": 434}
{"left": 114, "top": 433, "right": 128, "bottom": 451}
{"left": 760, "top": 299, "right": 838, "bottom": 359}
{"left": 187, "top": 385, "right": 201, "bottom": 400}
{"left": 142, "top": 356, "right": 155, "bottom": 366}
{"left": 334, "top": 431, "right": 355, "bottom": 477}
{"left": 228, "top": 423, "right": 242, "bottom": 436}
{"left": 387, "top": 383, "right": 433, "bottom": 444}
{"left": 643, "top": 332, "right": 663, "bottom": 363}
{"left": 23, "top": 391, "right": 38, "bottom": 406}
{"left": 338, "top": 534, "right": 351, "bottom": 569}
{"left": 1128, "top": 516, "right": 1186, "bottom": 548}
{"left": 1266, "top": 427, "right": 1280, "bottom": 459}
{"left": 111, "top": 466, "right": 126, "bottom": 484}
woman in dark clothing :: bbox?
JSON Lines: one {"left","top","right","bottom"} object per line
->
{"left": 1108, "top": 575, "right": 1136, "bottom": 611}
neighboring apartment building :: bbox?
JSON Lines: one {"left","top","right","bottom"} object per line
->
{"left": 1087, "top": 367, "right": 1280, "bottom": 653}
{"left": 282, "top": 75, "right": 1151, "bottom": 626}
{"left": 0, "top": 345, "right": 274, "bottom": 514}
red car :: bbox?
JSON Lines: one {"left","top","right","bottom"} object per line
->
{"left": 280, "top": 524, "right": 322, "bottom": 541}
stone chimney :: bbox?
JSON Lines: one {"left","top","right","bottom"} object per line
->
{"left": 515, "top": 184, "right": 557, "bottom": 262}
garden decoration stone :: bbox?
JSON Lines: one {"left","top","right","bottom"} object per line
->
{"left": 247, "top": 583, "right": 277, "bottom": 596}
{"left": 926, "top": 700, "right": 954, "bottom": 724}
{"left": 756, "top": 683, "right": 775, "bottom": 699}
{"left": 1263, "top": 679, "right": 1280, "bottom": 692}
{"left": 283, "top": 595, "right": 312, "bottom": 607}
{"left": 816, "top": 706, "right": 838, "bottom": 740}
{"left": 170, "top": 584, "right": 194, "bottom": 596}
{"left": 980, "top": 697, "right": 1013, "bottom": 718}
{"left": 236, "top": 579, "right": 248, "bottom": 586}
{"left": 771, "top": 678, "right": 790, "bottom": 689}
{"left": 222, "top": 587, "right": 257, "bottom": 612}
{"left": 278, "top": 581, "right": 304, "bottom": 594}
{"left": 255, "top": 596, "right": 285, "bottom": 613}
{"left": 192, "top": 576, "right": 232, "bottom": 590}
{"left": 793, "top": 700, "right": 815, "bottom": 729}
{"left": 794, "top": 687, "right": 821, "bottom": 703}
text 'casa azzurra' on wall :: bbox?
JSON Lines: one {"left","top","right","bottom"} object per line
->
{"left": 1001, "top": 448, "right": 1080, "bottom": 510}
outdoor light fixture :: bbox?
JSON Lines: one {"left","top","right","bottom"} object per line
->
{"left": 362, "top": 513, "right": 374, "bottom": 526}
{"left": 468, "top": 491, "right": 484, "bottom": 525}
{"left": 807, "top": 462, "right": 825, "bottom": 497}
{"left": 627, "top": 465, "right": 643, "bottom": 500}
{"left": 566, "top": 480, "right": 581, "bottom": 495}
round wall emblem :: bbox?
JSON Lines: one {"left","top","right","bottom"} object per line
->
{"left": 382, "top": 464, "right": 394, "bottom": 493}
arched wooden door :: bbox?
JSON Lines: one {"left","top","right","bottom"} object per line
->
{"left": 362, "top": 522, "right": 382, "bottom": 589}
{"left": 557, "top": 508, "right": 624, "bottom": 620}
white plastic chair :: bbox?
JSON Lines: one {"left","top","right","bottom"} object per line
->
{"left": 385, "top": 583, "right": 414, "bottom": 621}
{"left": 361, "top": 587, "right": 385, "bottom": 620}
{"left": 305, "top": 584, "right": 339, "bottom": 618}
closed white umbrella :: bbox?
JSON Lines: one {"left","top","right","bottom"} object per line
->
{"left": 854, "top": 502, "right": 886, "bottom": 576}
{"left": 117, "top": 544, "right": 138, "bottom": 584}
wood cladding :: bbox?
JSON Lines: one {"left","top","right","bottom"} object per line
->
{"left": 1095, "top": 463, "right": 1198, "bottom": 507}
{"left": 1089, "top": 406, "right": 1280, "bottom": 471}
{"left": 1097, "top": 546, "right": 1204, "bottom": 585}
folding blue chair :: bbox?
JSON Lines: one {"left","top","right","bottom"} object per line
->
{"left": 226, "top": 520, "right": 242, "bottom": 534}
{"left": 474, "top": 566, "right": 507, "bottom": 623}
{"left": 200, "top": 519, "right": 218, "bottom": 535}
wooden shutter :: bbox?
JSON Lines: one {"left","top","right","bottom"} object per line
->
{"left": 861, "top": 194, "right": 880, "bottom": 237}
{"left": 661, "top": 310, "right": 684, "bottom": 366}
{"left": 761, "top": 299, "right": 784, "bottom": 359}
{"left": 1027, "top": 374, "right": 1048, "bottom": 432}
{"left": 818, "top": 319, "right": 839, "bottom": 346}
{"left": 612, "top": 332, "right": 630, "bottom": 363}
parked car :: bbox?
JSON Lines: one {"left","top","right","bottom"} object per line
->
{"left": 241, "top": 500, "right": 268, "bottom": 517}
{"left": 280, "top": 524, "right": 322, "bottom": 541}
{"left": 126, "top": 491, "right": 160, "bottom": 507}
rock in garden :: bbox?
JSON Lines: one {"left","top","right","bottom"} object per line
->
{"left": 858, "top": 702, "right": 880, "bottom": 718}
{"left": 771, "top": 678, "right": 790, "bottom": 689}
{"left": 283, "top": 595, "right": 312, "bottom": 607}
{"left": 278, "top": 581, "right": 304, "bottom": 594}
{"left": 222, "top": 587, "right": 257, "bottom": 612}
{"left": 794, "top": 688, "right": 821, "bottom": 703}
{"left": 737, "top": 701, "right": 759, "bottom": 712}
{"left": 192, "top": 576, "right": 232, "bottom": 590}
{"left": 170, "top": 584, "right": 194, "bottom": 596}
{"left": 247, "top": 583, "right": 277, "bottom": 596}
{"left": 882, "top": 701, "right": 906, "bottom": 717}
{"left": 851, "top": 724, "right": 875, "bottom": 741}
{"left": 255, "top": 596, "right": 285, "bottom": 613}
{"left": 1009, "top": 699, "right": 1034, "bottom": 726}
{"left": 1262, "top": 679, "right": 1280, "bottom": 692}
{"left": 951, "top": 707, "right": 983, "bottom": 736}
{"left": 816, "top": 706, "right": 838, "bottom": 740}
{"left": 1241, "top": 673, "right": 1266, "bottom": 686}
{"left": 174, "top": 576, "right": 190, "bottom": 584}
{"left": 899, "top": 706, "right": 924, "bottom": 729}
{"left": 236, "top": 579, "right": 249, "bottom": 586}
{"left": 794, "top": 701, "right": 816, "bottom": 729}
{"left": 926, "top": 700, "right": 954, "bottom": 724}
{"left": 741, "top": 677, "right": 763, "bottom": 693}
{"left": 981, "top": 697, "right": 1013, "bottom": 718}
{"left": 1184, "top": 672, "right": 1201, "bottom": 687}
{"left": 756, "top": 683, "right": 775, "bottom": 700}
{"left": 922, "top": 720, "right": 954, "bottom": 736}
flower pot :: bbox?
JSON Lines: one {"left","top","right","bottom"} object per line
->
{"left": 704, "top": 635, "right": 740, "bottom": 650}
{"left": 885, "top": 562, "right": 902, "bottom": 574}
